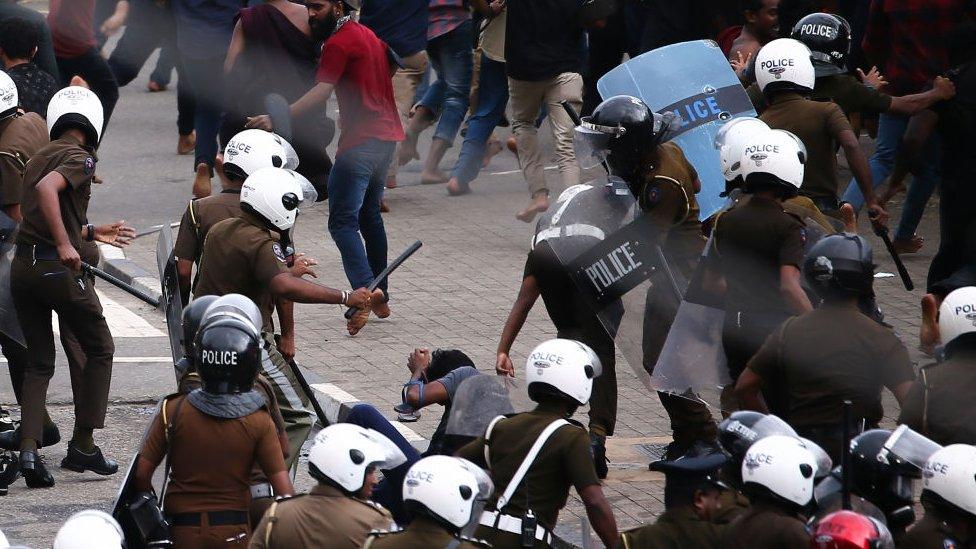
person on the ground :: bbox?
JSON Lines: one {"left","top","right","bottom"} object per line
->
{"left": 458, "top": 338, "right": 620, "bottom": 548}
{"left": 444, "top": 0, "right": 508, "bottom": 196}
{"left": 0, "top": 0, "right": 59, "bottom": 81}
{"left": 899, "top": 444, "right": 976, "bottom": 548}
{"left": 8, "top": 87, "right": 133, "bottom": 488}
{"left": 704, "top": 128, "right": 813, "bottom": 415}
{"left": 505, "top": 0, "right": 587, "bottom": 222}
{"left": 839, "top": 0, "right": 973, "bottom": 255}
{"left": 52, "top": 509, "right": 124, "bottom": 549}
{"left": 735, "top": 233, "right": 914, "bottom": 462}
{"left": 754, "top": 38, "right": 887, "bottom": 229}
{"left": 728, "top": 0, "right": 781, "bottom": 67}
{"left": 47, "top": 0, "right": 119, "bottom": 134}
{"left": 250, "top": 423, "right": 401, "bottom": 549}
{"left": 722, "top": 435, "right": 817, "bottom": 548}
{"left": 132, "top": 303, "right": 294, "bottom": 547}
{"left": 247, "top": 0, "right": 404, "bottom": 334}
{"left": 397, "top": 0, "right": 472, "bottom": 186}
{"left": 619, "top": 446, "right": 730, "bottom": 548}
{"left": 0, "top": 17, "right": 58, "bottom": 118}
{"left": 363, "top": 455, "right": 493, "bottom": 548}
{"left": 194, "top": 167, "right": 369, "bottom": 468}
{"left": 900, "top": 286, "right": 976, "bottom": 446}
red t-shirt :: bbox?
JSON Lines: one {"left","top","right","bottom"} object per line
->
{"left": 315, "top": 21, "right": 404, "bottom": 154}
{"left": 49, "top": 0, "right": 97, "bottom": 59}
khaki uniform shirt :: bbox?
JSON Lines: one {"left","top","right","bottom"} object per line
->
{"left": 173, "top": 189, "right": 242, "bottom": 264}
{"left": 760, "top": 93, "right": 852, "bottom": 201}
{"left": 748, "top": 302, "right": 915, "bottom": 430}
{"left": 747, "top": 74, "right": 893, "bottom": 117}
{"left": 17, "top": 134, "right": 97, "bottom": 250}
{"left": 364, "top": 517, "right": 491, "bottom": 549}
{"left": 250, "top": 484, "right": 393, "bottom": 549}
{"left": 620, "top": 506, "right": 724, "bottom": 549}
{"left": 194, "top": 212, "right": 290, "bottom": 331}
{"left": 898, "top": 512, "right": 966, "bottom": 549}
{"left": 0, "top": 112, "right": 47, "bottom": 208}
{"left": 899, "top": 350, "right": 976, "bottom": 446}
{"left": 722, "top": 504, "right": 809, "bottom": 549}
{"left": 456, "top": 404, "right": 600, "bottom": 530}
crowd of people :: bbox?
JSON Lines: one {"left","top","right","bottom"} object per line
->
{"left": 0, "top": 0, "right": 976, "bottom": 547}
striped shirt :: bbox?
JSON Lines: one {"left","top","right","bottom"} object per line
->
{"left": 427, "top": 0, "right": 470, "bottom": 40}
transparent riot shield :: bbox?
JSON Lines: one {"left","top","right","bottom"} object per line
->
{"left": 597, "top": 40, "right": 757, "bottom": 220}
{"left": 445, "top": 375, "right": 516, "bottom": 438}
{"left": 156, "top": 226, "right": 183, "bottom": 368}
{"left": 0, "top": 239, "right": 24, "bottom": 347}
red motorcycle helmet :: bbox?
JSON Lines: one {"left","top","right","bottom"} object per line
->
{"left": 811, "top": 510, "right": 894, "bottom": 549}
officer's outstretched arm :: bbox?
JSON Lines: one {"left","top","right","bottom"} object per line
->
{"left": 497, "top": 273, "right": 541, "bottom": 376}
{"left": 268, "top": 272, "right": 369, "bottom": 308}
{"left": 734, "top": 368, "right": 769, "bottom": 414}
{"left": 579, "top": 484, "right": 620, "bottom": 548}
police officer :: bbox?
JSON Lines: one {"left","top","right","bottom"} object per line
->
{"left": 133, "top": 298, "right": 294, "bottom": 547}
{"left": 9, "top": 86, "right": 134, "bottom": 487}
{"left": 458, "top": 338, "right": 620, "bottom": 548}
{"left": 811, "top": 510, "right": 895, "bottom": 549}
{"left": 735, "top": 233, "right": 915, "bottom": 462}
{"left": 900, "top": 444, "right": 976, "bottom": 548}
{"left": 619, "top": 447, "right": 730, "bottom": 548}
{"left": 568, "top": 94, "right": 719, "bottom": 461}
{"left": 364, "top": 455, "right": 493, "bottom": 548}
{"left": 53, "top": 509, "right": 124, "bottom": 549}
{"left": 174, "top": 294, "right": 219, "bottom": 388}
{"left": 251, "top": 423, "right": 402, "bottom": 549}
{"left": 174, "top": 129, "right": 300, "bottom": 302}
{"left": 900, "top": 286, "right": 976, "bottom": 446}
{"left": 194, "top": 167, "right": 370, "bottom": 470}
{"left": 754, "top": 38, "right": 887, "bottom": 227}
{"left": 722, "top": 435, "right": 817, "bottom": 548}
{"left": 705, "top": 128, "right": 813, "bottom": 415}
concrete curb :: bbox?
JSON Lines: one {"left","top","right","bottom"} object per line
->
{"left": 97, "top": 243, "right": 163, "bottom": 304}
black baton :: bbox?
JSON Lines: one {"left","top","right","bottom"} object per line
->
{"left": 872, "top": 225, "right": 914, "bottom": 291}
{"left": 82, "top": 262, "right": 161, "bottom": 308}
{"left": 344, "top": 241, "right": 422, "bottom": 319}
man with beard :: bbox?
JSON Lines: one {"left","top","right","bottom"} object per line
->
{"left": 247, "top": 0, "right": 403, "bottom": 335}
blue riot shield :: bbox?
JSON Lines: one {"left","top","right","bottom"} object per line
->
{"left": 597, "top": 40, "right": 757, "bottom": 220}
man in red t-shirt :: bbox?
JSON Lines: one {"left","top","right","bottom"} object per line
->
{"left": 248, "top": 0, "right": 403, "bottom": 334}
{"left": 48, "top": 0, "right": 118, "bottom": 131}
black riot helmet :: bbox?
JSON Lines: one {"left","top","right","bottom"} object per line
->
{"left": 574, "top": 95, "right": 675, "bottom": 181}
{"left": 848, "top": 429, "right": 918, "bottom": 527}
{"left": 803, "top": 233, "right": 875, "bottom": 299}
{"left": 180, "top": 295, "right": 219, "bottom": 360}
{"left": 791, "top": 13, "right": 852, "bottom": 77}
{"left": 194, "top": 317, "right": 262, "bottom": 395}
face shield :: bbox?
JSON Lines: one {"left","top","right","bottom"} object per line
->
{"left": 361, "top": 428, "right": 409, "bottom": 471}
{"left": 572, "top": 121, "right": 617, "bottom": 170}
{"left": 286, "top": 170, "right": 318, "bottom": 207}
{"left": 879, "top": 425, "right": 942, "bottom": 475}
{"left": 279, "top": 136, "right": 300, "bottom": 170}
{"left": 456, "top": 458, "right": 495, "bottom": 535}
{"left": 798, "top": 437, "right": 834, "bottom": 479}
{"left": 751, "top": 414, "right": 800, "bottom": 439}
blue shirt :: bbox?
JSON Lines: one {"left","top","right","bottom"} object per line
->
{"left": 171, "top": 0, "right": 244, "bottom": 58}
{"left": 358, "top": 0, "right": 428, "bottom": 57}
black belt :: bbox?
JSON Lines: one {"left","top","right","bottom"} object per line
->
{"left": 15, "top": 243, "right": 60, "bottom": 261}
{"left": 167, "top": 510, "right": 249, "bottom": 527}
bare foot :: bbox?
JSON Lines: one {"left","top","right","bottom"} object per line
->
{"left": 147, "top": 81, "right": 167, "bottom": 92}
{"left": 192, "top": 163, "right": 212, "bottom": 199}
{"left": 446, "top": 177, "right": 470, "bottom": 196}
{"left": 380, "top": 200, "right": 390, "bottom": 213}
{"left": 69, "top": 75, "right": 89, "bottom": 89}
{"left": 516, "top": 194, "right": 549, "bottom": 223}
{"left": 920, "top": 293, "right": 941, "bottom": 356}
{"left": 386, "top": 175, "right": 397, "bottom": 189}
{"left": 420, "top": 170, "right": 449, "bottom": 185}
{"left": 482, "top": 137, "right": 503, "bottom": 168}
{"left": 839, "top": 203, "right": 857, "bottom": 233}
{"left": 398, "top": 136, "right": 420, "bottom": 166}
{"left": 372, "top": 289, "right": 390, "bottom": 319}
{"left": 177, "top": 131, "right": 196, "bottom": 155}
{"left": 893, "top": 235, "right": 924, "bottom": 254}
{"left": 879, "top": 181, "right": 906, "bottom": 207}
{"left": 506, "top": 136, "right": 519, "bottom": 159}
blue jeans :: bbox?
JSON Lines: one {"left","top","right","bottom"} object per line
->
{"left": 180, "top": 54, "right": 225, "bottom": 169}
{"left": 841, "top": 112, "right": 941, "bottom": 241}
{"left": 327, "top": 139, "right": 395, "bottom": 293}
{"left": 345, "top": 404, "right": 421, "bottom": 524}
{"left": 418, "top": 20, "right": 473, "bottom": 144}
{"left": 451, "top": 54, "right": 509, "bottom": 186}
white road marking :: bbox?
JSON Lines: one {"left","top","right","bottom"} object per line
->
{"left": 51, "top": 289, "right": 165, "bottom": 338}
{"left": 311, "top": 382, "right": 425, "bottom": 442}
{"left": 488, "top": 165, "right": 558, "bottom": 176}
{"left": 0, "top": 356, "right": 171, "bottom": 363}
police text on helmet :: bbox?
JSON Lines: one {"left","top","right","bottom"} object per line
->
{"left": 200, "top": 350, "right": 238, "bottom": 366}
{"left": 799, "top": 24, "right": 836, "bottom": 39}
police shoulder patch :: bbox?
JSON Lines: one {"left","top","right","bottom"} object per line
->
{"left": 368, "top": 528, "right": 403, "bottom": 538}
{"left": 272, "top": 242, "right": 287, "bottom": 263}
{"left": 460, "top": 535, "right": 492, "bottom": 547}
{"left": 83, "top": 155, "right": 95, "bottom": 176}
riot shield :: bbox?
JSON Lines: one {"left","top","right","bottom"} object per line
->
{"left": 156, "top": 227, "right": 182, "bottom": 369}
{"left": 445, "top": 375, "right": 515, "bottom": 438}
{"left": 0, "top": 237, "right": 25, "bottom": 347}
{"left": 597, "top": 40, "right": 757, "bottom": 221}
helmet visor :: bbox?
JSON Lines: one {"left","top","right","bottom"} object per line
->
{"left": 362, "top": 428, "right": 408, "bottom": 471}
{"left": 880, "top": 424, "right": 942, "bottom": 473}
{"left": 752, "top": 414, "right": 800, "bottom": 439}
{"left": 798, "top": 437, "right": 834, "bottom": 478}
{"left": 572, "top": 123, "right": 614, "bottom": 169}
{"left": 456, "top": 458, "right": 495, "bottom": 533}
{"left": 286, "top": 170, "right": 318, "bottom": 207}
{"left": 278, "top": 135, "right": 300, "bottom": 170}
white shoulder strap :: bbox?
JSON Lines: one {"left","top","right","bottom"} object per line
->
{"left": 496, "top": 419, "right": 570, "bottom": 511}
{"left": 483, "top": 415, "right": 507, "bottom": 466}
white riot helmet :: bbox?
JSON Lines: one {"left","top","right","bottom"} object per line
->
{"left": 53, "top": 510, "right": 124, "bottom": 549}
{"left": 240, "top": 166, "right": 304, "bottom": 231}
{"left": 713, "top": 117, "right": 770, "bottom": 195}
{"left": 0, "top": 527, "right": 7, "bottom": 549}
{"left": 922, "top": 444, "right": 976, "bottom": 518}
{"left": 525, "top": 339, "right": 602, "bottom": 405}
{"left": 47, "top": 86, "right": 104, "bottom": 145}
{"left": 222, "top": 129, "right": 299, "bottom": 182}
{"left": 308, "top": 423, "right": 407, "bottom": 493}
{"left": 740, "top": 128, "right": 806, "bottom": 197}
{"left": 402, "top": 456, "right": 493, "bottom": 531}
{"left": 755, "top": 38, "right": 816, "bottom": 95}
{"left": 741, "top": 434, "right": 817, "bottom": 508}
{"left": 938, "top": 287, "right": 976, "bottom": 349}
{"left": 0, "top": 71, "right": 17, "bottom": 120}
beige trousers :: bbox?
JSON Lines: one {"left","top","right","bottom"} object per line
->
{"left": 508, "top": 72, "right": 583, "bottom": 196}
{"left": 389, "top": 51, "right": 429, "bottom": 178}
